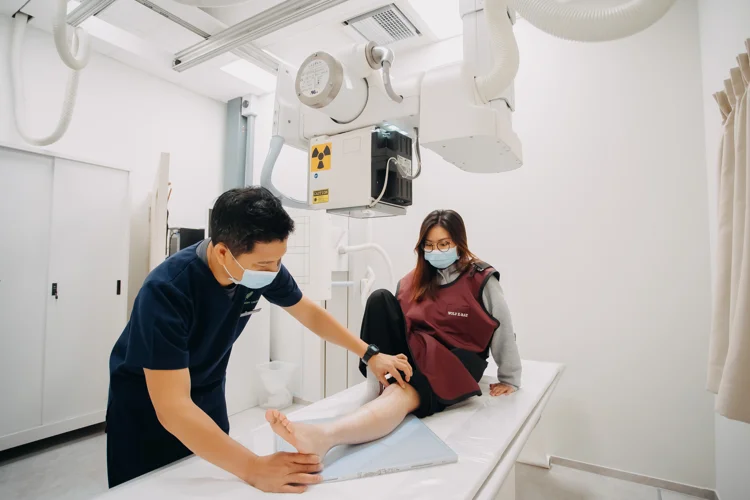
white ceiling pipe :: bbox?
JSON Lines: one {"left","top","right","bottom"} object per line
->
{"left": 11, "top": 13, "right": 84, "bottom": 146}
{"left": 474, "top": 0, "right": 518, "bottom": 103}
{"left": 54, "top": 0, "right": 91, "bottom": 69}
{"left": 509, "top": 0, "right": 677, "bottom": 42}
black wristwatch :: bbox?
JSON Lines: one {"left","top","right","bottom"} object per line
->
{"left": 362, "top": 344, "right": 381, "bottom": 363}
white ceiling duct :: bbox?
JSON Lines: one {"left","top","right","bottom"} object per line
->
{"left": 473, "top": 0, "right": 677, "bottom": 102}
{"left": 11, "top": 0, "right": 92, "bottom": 146}
{"left": 344, "top": 4, "right": 420, "bottom": 46}
{"left": 509, "top": 0, "right": 677, "bottom": 42}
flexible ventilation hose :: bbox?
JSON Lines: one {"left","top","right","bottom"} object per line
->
{"left": 476, "top": 0, "right": 677, "bottom": 102}
{"left": 259, "top": 136, "right": 311, "bottom": 210}
{"left": 475, "top": 0, "right": 518, "bottom": 103}
{"left": 11, "top": 12, "right": 89, "bottom": 146}
{"left": 52, "top": 0, "right": 91, "bottom": 70}
{"left": 509, "top": 0, "right": 677, "bottom": 42}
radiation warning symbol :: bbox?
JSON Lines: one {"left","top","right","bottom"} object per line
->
{"left": 310, "top": 143, "right": 332, "bottom": 172}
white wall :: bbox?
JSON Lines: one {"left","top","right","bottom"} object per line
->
{"left": 697, "top": 1, "right": 750, "bottom": 499}
{"left": 367, "top": 0, "right": 714, "bottom": 487}
{"left": 253, "top": 98, "right": 326, "bottom": 402}
{"left": 0, "top": 18, "right": 226, "bottom": 311}
{"left": 247, "top": 0, "right": 716, "bottom": 485}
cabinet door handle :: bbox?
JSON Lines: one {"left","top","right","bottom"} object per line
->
{"left": 116, "top": 280, "right": 122, "bottom": 296}
{"left": 51, "top": 283, "right": 58, "bottom": 300}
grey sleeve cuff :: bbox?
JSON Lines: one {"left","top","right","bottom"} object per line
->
{"left": 483, "top": 277, "right": 523, "bottom": 389}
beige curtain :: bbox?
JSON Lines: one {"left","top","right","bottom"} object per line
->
{"left": 708, "top": 87, "right": 735, "bottom": 392}
{"left": 708, "top": 40, "right": 750, "bottom": 424}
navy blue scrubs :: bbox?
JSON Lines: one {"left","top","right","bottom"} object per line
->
{"left": 106, "top": 240, "right": 302, "bottom": 488}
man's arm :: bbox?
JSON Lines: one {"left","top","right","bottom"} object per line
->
{"left": 285, "top": 296, "right": 369, "bottom": 358}
{"left": 144, "top": 368, "right": 321, "bottom": 493}
{"left": 284, "top": 296, "right": 413, "bottom": 386}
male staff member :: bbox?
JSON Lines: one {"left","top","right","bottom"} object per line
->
{"left": 107, "top": 187, "right": 412, "bottom": 493}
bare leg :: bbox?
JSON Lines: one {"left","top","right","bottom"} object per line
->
{"left": 267, "top": 383, "right": 420, "bottom": 458}
{"left": 364, "top": 367, "right": 385, "bottom": 402}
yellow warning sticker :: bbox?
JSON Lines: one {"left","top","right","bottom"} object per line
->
{"left": 312, "top": 189, "right": 329, "bottom": 204}
{"left": 311, "top": 142, "right": 332, "bottom": 172}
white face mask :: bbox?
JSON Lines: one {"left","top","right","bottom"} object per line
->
{"left": 222, "top": 249, "right": 278, "bottom": 289}
{"left": 424, "top": 246, "right": 459, "bottom": 269}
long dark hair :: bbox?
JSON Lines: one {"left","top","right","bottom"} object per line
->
{"left": 412, "top": 210, "right": 476, "bottom": 302}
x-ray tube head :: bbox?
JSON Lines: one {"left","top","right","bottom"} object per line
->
{"left": 295, "top": 51, "right": 368, "bottom": 124}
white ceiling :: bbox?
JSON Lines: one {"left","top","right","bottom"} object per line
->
{"left": 97, "top": 1, "right": 204, "bottom": 52}
{"left": 15, "top": 0, "right": 450, "bottom": 102}
{"left": 204, "top": 0, "right": 444, "bottom": 66}
{"left": 0, "top": 0, "right": 29, "bottom": 17}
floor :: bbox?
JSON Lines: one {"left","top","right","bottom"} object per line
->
{"left": 0, "top": 407, "right": 704, "bottom": 500}
{"left": 516, "top": 464, "right": 703, "bottom": 500}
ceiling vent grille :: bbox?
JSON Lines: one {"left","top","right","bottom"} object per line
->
{"left": 344, "top": 4, "right": 420, "bottom": 45}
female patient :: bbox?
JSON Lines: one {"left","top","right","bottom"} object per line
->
{"left": 267, "top": 210, "right": 522, "bottom": 458}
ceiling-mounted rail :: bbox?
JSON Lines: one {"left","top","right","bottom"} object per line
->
{"left": 172, "top": 0, "right": 347, "bottom": 72}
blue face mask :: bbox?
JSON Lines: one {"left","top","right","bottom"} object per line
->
{"left": 223, "top": 250, "right": 278, "bottom": 289}
{"left": 424, "top": 247, "right": 459, "bottom": 269}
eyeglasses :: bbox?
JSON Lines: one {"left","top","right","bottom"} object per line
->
{"left": 423, "top": 240, "right": 453, "bottom": 252}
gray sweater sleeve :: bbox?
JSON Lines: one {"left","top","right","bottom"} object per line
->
{"left": 482, "top": 276, "right": 522, "bottom": 389}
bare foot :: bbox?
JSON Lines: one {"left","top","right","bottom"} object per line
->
{"left": 266, "top": 409, "right": 334, "bottom": 458}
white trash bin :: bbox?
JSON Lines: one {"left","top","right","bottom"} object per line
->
{"left": 256, "top": 361, "right": 297, "bottom": 410}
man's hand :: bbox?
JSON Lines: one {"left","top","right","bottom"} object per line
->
{"left": 246, "top": 452, "right": 323, "bottom": 494}
{"left": 490, "top": 382, "right": 516, "bottom": 397}
{"left": 368, "top": 353, "right": 413, "bottom": 388}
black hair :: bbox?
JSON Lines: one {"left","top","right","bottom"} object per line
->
{"left": 210, "top": 187, "right": 295, "bottom": 255}
{"left": 412, "top": 210, "right": 475, "bottom": 302}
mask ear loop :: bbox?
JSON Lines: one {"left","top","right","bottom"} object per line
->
{"left": 222, "top": 263, "right": 240, "bottom": 284}
{"left": 222, "top": 247, "right": 244, "bottom": 284}
{"left": 228, "top": 249, "right": 243, "bottom": 269}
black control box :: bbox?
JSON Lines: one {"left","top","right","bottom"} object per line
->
{"left": 370, "top": 129, "right": 413, "bottom": 207}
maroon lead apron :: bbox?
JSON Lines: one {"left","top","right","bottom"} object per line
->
{"left": 397, "top": 262, "right": 500, "bottom": 404}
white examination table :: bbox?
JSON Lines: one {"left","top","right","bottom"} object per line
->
{"left": 96, "top": 360, "right": 563, "bottom": 500}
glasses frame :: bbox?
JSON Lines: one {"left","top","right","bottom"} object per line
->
{"left": 423, "top": 239, "right": 454, "bottom": 253}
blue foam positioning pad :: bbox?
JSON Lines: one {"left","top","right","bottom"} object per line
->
{"left": 275, "top": 414, "right": 458, "bottom": 483}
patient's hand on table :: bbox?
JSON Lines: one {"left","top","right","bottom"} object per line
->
{"left": 490, "top": 383, "right": 515, "bottom": 397}
{"left": 267, "top": 409, "right": 334, "bottom": 459}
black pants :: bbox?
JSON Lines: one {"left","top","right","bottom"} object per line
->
{"left": 359, "top": 289, "right": 445, "bottom": 418}
{"left": 106, "top": 384, "right": 229, "bottom": 488}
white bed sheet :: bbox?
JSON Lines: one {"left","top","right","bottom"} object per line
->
{"left": 96, "top": 360, "right": 563, "bottom": 500}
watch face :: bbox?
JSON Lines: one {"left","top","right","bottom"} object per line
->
{"left": 370, "top": 345, "right": 380, "bottom": 355}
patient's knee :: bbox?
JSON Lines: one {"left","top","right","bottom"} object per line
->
{"left": 366, "top": 289, "right": 396, "bottom": 307}
{"left": 382, "top": 382, "right": 420, "bottom": 409}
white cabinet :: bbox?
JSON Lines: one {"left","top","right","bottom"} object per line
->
{"left": 0, "top": 146, "right": 129, "bottom": 451}
{"left": 43, "top": 159, "right": 130, "bottom": 425}
{"left": 0, "top": 148, "right": 53, "bottom": 439}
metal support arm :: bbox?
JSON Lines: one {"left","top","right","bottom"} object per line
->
{"left": 172, "top": 0, "right": 348, "bottom": 72}
{"left": 67, "top": 0, "right": 117, "bottom": 27}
